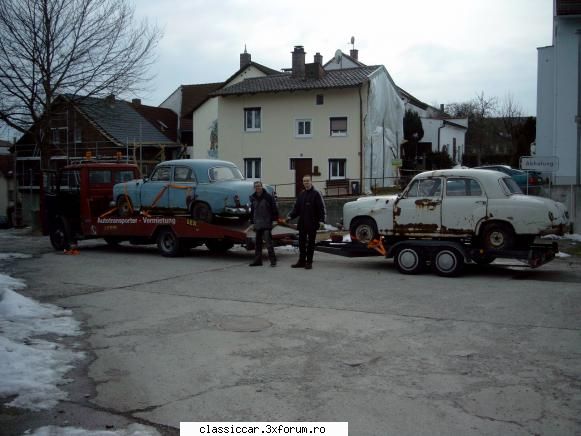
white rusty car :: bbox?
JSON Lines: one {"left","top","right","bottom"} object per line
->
{"left": 343, "top": 169, "right": 569, "bottom": 250}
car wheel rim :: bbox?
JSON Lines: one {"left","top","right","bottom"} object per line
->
{"left": 489, "top": 231, "right": 504, "bottom": 248}
{"left": 356, "top": 225, "right": 373, "bottom": 243}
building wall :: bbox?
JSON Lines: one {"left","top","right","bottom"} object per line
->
{"left": 192, "top": 97, "right": 219, "bottom": 158}
{"left": 536, "top": 16, "right": 581, "bottom": 184}
{"left": 216, "top": 88, "right": 363, "bottom": 197}
{"left": 159, "top": 87, "right": 182, "bottom": 116}
{"left": 191, "top": 66, "right": 276, "bottom": 160}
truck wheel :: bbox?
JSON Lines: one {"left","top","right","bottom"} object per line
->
{"left": 117, "top": 195, "right": 133, "bottom": 217}
{"left": 157, "top": 228, "right": 181, "bottom": 257}
{"left": 50, "top": 217, "right": 71, "bottom": 251}
{"left": 481, "top": 223, "right": 514, "bottom": 250}
{"left": 191, "top": 202, "right": 213, "bottom": 223}
{"left": 205, "top": 239, "right": 234, "bottom": 253}
{"left": 350, "top": 217, "right": 378, "bottom": 244}
{"left": 432, "top": 247, "right": 464, "bottom": 277}
{"left": 394, "top": 246, "right": 424, "bottom": 274}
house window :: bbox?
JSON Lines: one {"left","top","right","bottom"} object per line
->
{"left": 329, "top": 159, "right": 346, "bottom": 179}
{"left": 316, "top": 94, "right": 324, "bottom": 105}
{"left": 51, "top": 127, "right": 68, "bottom": 144}
{"left": 244, "top": 107, "right": 261, "bottom": 132}
{"left": 244, "top": 158, "right": 261, "bottom": 179}
{"left": 330, "top": 117, "right": 347, "bottom": 136}
{"left": 295, "top": 119, "right": 312, "bottom": 138}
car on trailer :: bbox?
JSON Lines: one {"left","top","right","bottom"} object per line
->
{"left": 339, "top": 168, "right": 568, "bottom": 276}
{"left": 113, "top": 159, "right": 273, "bottom": 222}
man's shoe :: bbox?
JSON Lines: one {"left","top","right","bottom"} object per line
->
{"left": 249, "top": 261, "right": 263, "bottom": 267}
{"left": 291, "top": 261, "right": 305, "bottom": 268}
{"left": 304, "top": 263, "right": 312, "bottom": 270}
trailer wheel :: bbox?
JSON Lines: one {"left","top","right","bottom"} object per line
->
{"left": 157, "top": 228, "right": 181, "bottom": 257}
{"left": 432, "top": 247, "right": 464, "bottom": 277}
{"left": 205, "top": 239, "right": 234, "bottom": 253}
{"left": 350, "top": 217, "right": 378, "bottom": 244}
{"left": 191, "top": 202, "right": 213, "bottom": 223}
{"left": 50, "top": 216, "right": 71, "bottom": 251}
{"left": 394, "top": 246, "right": 424, "bottom": 275}
{"left": 104, "top": 237, "right": 120, "bottom": 246}
{"left": 117, "top": 195, "right": 133, "bottom": 217}
{"left": 481, "top": 223, "right": 514, "bottom": 250}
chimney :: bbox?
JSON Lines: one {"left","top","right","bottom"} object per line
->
{"left": 291, "top": 45, "right": 306, "bottom": 79}
{"left": 350, "top": 49, "right": 358, "bottom": 61}
{"left": 440, "top": 104, "right": 445, "bottom": 112}
{"left": 240, "top": 45, "right": 251, "bottom": 69}
{"left": 105, "top": 94, "right": 115, "bottom": 106}
{"left": 132, "top": 98, "right": 141, "bottom": 106}
{"left": 314, "top": 52, "right": 323, "bottom": 65}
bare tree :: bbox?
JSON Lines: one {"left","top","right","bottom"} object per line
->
{"left": 0, "top": 0, "right": 161, "bottom": 167}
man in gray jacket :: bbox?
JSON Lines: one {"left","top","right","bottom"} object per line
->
{"left": 249, "top": 181, "right": 279, "bottom": 267}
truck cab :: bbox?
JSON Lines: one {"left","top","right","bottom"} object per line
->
{"left": 45, "top": 161, "right": 140, "bottom": 249}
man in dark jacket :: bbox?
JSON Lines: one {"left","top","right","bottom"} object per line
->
{"left": 249, "top": 181, "right": 279, "bottom": 267}
{"left": 287, "top": 174, "right": 326, "bottom": 270}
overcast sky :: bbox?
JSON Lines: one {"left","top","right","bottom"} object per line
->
{"left": 133, "top": 0, "right": 553, "bottom": 116}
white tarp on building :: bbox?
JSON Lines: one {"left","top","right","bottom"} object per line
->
{"left": 363, "top": 67, "right": 404, "bottom": 193}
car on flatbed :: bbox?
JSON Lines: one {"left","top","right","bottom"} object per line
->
{"left": 343, "top": 168, "right": 569, "bottom": 251}
{"left": 113, "top": 159, "right": 271, "bottom": 222}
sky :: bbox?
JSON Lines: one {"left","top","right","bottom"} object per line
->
{"left": 134, "top": 0, "right": 554, "bottom": 116}
{"left": 0, "top": 232, "right": 579, "bottom": 433}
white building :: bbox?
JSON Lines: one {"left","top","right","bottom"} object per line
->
{"left": 536, "top": 0, "right": 581, "bottom": 184}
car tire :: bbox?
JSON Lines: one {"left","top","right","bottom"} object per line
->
{"left": 205, "top": 239, "right": 234, "bottom": 253}
{"left": 394, "top": 246, "right": 424, "bottom": 275}
{"left": 191, "top": 202, "right": 213, "bottom": 223}
{"left": 157, "top": 228, "right": 181, "bottom": 257}
{"left": 350, "top": 217, "right": 379, "bottom": 244}
{"left": 481, "top": 223, "right": 514, "bottom": 250}
{"left": 49, "top": 216, "right": 71, "bottom": 251}
{"left": 432, "top": 247, "right": 464, "bottom": 277}
{"left": 116, "top": 195, "right": 133, "bottom": 217}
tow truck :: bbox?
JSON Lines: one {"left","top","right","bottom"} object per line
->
{"left": 44, "top": 161, "right": 295, "bottom": 256}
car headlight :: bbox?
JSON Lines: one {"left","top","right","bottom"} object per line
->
{"left": 548, "top": 211, "right": 554, "bottom": 221}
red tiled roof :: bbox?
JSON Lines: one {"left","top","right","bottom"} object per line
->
{"left": 132, "top": 104, "right": 178, "bottom": 142}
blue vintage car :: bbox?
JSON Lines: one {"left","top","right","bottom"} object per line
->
{"left": 113, "top": 159, "right": 271, "bottom": 221}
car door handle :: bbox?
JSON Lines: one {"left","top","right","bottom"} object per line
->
{"left": 475, "top": 200, "right": 486, "bottom": 205}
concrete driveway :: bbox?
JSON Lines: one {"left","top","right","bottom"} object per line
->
{"left": 2, "top": 231, "right": 581, "bottom": 435}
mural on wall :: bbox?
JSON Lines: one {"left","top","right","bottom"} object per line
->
{"left": 208, "top": 120, "right": 218, "bottom": 159}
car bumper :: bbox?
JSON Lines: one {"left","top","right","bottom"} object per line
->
{"left": 224, "top": 206, "right": 250, "bottom": 215}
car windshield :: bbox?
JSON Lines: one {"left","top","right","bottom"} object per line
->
{"left": 500, "top": 177, "right": 523, "bottom": 195}
{"left": 208, "top": 165, "right": 244, "bottom": 182}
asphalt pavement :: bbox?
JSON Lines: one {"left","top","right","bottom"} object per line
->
{"left": 1, "top": 229, "right": 580, "bottom": 435}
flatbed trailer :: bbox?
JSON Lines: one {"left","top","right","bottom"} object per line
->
{"left": 315, "top": 237, "right": 559, "bottom": 277}
{"left": 72, "top": 214, "right": 296, "bottom": 257}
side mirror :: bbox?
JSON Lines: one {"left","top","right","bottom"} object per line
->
{"left": 143, "top": 176, "right": 149, "bottom": 182}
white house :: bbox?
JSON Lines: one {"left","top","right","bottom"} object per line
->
{"left": 196, "top": 46, "right": 404, "bottom": 197}
{"left": 399, "top": 89, "right": 468, "bottom": 164}
{"left": 536, "top": 0, "right": 581, "bottom": 184}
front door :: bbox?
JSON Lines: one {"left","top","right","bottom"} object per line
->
{"left": 294, "top": 158, "right": 312, "bottom": 197}
{"left": 141, "top": 165, "right": 171, "bottom": 210}
{"left": 394, "top": 177, "right": 442, "bottom": 237}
